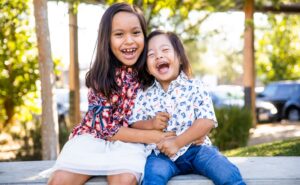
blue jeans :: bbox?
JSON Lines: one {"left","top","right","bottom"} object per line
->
{"left": 142, "top": 145, "right": 245, "bottom": 185}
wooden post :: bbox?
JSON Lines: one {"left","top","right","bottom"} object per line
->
{"left": 69, "top": 4, "right": 81, "bottom": 128}
{"left": 244, "top": 0, "right": 256, "bottom": 127}
{"left": 33, "top": 0, "right": 59, "bottom": 159}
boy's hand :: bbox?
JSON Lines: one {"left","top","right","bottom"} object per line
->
{"left": 157, "top": 137, "right": 180, "bottom": 158}
{"left": 152, "top": 112, "right": 170, "bottom": 130}
{"left": 192, "top": 135, "right": 206, "bottom": 145}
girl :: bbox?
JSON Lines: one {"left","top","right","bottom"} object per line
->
{"left": 129, "top": 30, "right": 246, "bottom": 185}
{"left": 48, "top": 4, "right": 174, "bottom": 185}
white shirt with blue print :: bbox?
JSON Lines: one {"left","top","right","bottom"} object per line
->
{"left": 128, "top": 71, "right": 218, "bottom": 161}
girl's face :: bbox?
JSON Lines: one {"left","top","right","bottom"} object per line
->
{"left": 110, "top": 11, "right": 144, "bottom": 66}
{"left": 147, "top": 34, "right": 181, "bottom": 91}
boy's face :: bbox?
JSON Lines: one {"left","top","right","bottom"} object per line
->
{"left": 147, "top": 34, "right": 181, "bottom": 90}
{"left": 110, "top": 11, "right": 144, "bottom": 67}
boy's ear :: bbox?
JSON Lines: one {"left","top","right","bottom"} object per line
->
{"left": 146, "top": 67, "right": 151, "bottom": 74}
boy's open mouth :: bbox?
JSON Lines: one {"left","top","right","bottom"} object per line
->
{"left": 156, "top": 62, "right": 169, "bottom": 74}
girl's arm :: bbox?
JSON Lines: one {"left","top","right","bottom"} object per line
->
{"left": 109, "top": 126, "right": 175, "bottom": 144}
{"left": 131, "top": 112, "right": 170, "bottom": 130}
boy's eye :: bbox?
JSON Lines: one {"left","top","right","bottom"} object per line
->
{"left": 147, "top": 53, "right": 154, "bottom": 58}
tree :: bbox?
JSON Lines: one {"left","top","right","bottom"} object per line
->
{"left": 256, "top": 14, "right": 300, "bottom": 84}
{"left": 33, "top": 0, "right": 59, "bottom": 160}
{"left": 0, "top": 0, "right": 39, "bottom": 130}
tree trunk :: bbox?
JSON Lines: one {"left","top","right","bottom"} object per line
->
{"left": 33, "top": 0, "right": 59, "bottom": 160}
{"left": 243, "top": 0, "right": 256, "bottom": 127}
{"left": 69, "top": 4, "right": 81, "bottom": 128}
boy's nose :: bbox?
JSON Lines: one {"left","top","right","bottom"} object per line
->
{"left": 156, "top": 54, "right": 163, "bottom": 59}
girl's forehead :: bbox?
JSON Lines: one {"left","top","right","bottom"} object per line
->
{"left": 112, "top": 12, "right": 140, "bottom": 27}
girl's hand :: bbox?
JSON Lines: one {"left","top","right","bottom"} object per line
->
{"left": 152, "top": 112, "right": 170, "bottom": 130}
{"left": 151, "top": 130, "right": 175, "bottom": 144}
{"left": 157, "top": 137, "right": 180, "bottom": 158}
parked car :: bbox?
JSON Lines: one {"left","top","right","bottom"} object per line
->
{"left": 210, "top": 85, "right": 245, "bottom": 108}
{"left": 256, "top": 81, "right": 300, "bottom": 122}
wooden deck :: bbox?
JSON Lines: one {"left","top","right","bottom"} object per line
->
{"left": 0, "top": 157, "right": 300, "bottom": 185}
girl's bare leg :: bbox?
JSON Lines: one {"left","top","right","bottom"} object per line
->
{"left": 107, "top": 173, "right": 137, "bottom": 185}
{"left": 48, "top": 170, "right": 91, "bottom": 185}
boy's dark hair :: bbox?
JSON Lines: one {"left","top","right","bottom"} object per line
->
{"left": 143, "top": 30, "right": 192, "bottom": 89}
{"left": 85, "top": 3, "right": 147, "bottom": 97}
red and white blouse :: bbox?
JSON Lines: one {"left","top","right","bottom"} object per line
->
{"left": 70, "top": 66, "right": 141, "bottom": 140}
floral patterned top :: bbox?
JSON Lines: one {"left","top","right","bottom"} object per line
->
{"left": 129, "top": 71, "right": 217, "bottom": 161}
{"left": 70, "top": 66, "right": 141, "bottom": 140}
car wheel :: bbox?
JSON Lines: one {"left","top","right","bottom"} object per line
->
{"left": 287, "top": 108, "right": 300, "bottom": 121}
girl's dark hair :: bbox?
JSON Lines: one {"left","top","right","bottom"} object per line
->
{"left": 143, "top": 30, "right": 192, "bottom": 88}
{"left": 85, "top": 3, "right": 147, "bottom": 97}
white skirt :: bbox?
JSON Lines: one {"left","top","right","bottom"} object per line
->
{"left": 42, "top": 134, "right": 147, "bottom": 181}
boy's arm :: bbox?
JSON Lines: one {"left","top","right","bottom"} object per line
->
{"left": 174, "top": 118, "right": 214, "bottom": 148}
{"left": 131, "top": 119, "right": 155, "bottom": 130}
{"left": 158, "top": 118, "right": 214, "bottom": 157}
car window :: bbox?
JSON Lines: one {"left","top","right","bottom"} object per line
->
{"left": 276, "top": 84, "right": 296, "bottom": 98}
{"left": 262, "top": 84, "right": 277, "bottom": 97}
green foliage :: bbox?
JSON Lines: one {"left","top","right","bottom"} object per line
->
{"left": 210, "top": 106, "right": 252, "bottom": 151}
{"left": 105, "top": 0, "right": 240, "bottom": 43}
{"left": 0, "top": 0, "right": 39, "bottom": 129}
{"left": 224, "top": 137, "right": 300, "bottom": 156}
{"left": 256, "top": 14, "right": 300, "bottom": 84}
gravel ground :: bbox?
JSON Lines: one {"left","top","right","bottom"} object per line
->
{"left": 247, "top": 121, "right": 300, "bottom": 146}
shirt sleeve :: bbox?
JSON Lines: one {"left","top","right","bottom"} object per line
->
{"left": 193, "top": 81, "right": 218, "bottom": 128}
{"left": 84, "top": 88, "right": 121, "bottom": 139}
{"left": 128, "top": 90, "right": 148, "bottom": 125}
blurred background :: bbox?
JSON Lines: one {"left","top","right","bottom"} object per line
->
{"left": 1, "top": 0, "right": 300, "bottom": 161}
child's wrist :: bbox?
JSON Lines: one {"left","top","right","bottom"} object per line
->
{"left": 150, "top": 118, "right": 156, "bottom": 129}
{"left": 174, "top": 136, "right": 185, "bottom": 149}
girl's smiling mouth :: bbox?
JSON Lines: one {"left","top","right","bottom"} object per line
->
{"left": 121, "top": 48, "right": 137, "bottom": 59}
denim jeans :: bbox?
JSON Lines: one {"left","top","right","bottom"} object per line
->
{"left": 142, "top": 145, "right": 245, "bottom": 185}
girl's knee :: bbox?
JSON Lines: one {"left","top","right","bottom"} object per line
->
{"left": 108, "top": 173, "right": 137, "bottom": 185}
{"left": 48, "top": 171, "right": 66, "bottom": 185}
{"left": 48, "top": 170, "right": 90, "bottom": 185}
{"left": 119, "top": 174, "right": 137, "bottom": 185}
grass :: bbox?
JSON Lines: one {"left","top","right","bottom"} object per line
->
{"left": 223, "top": 137, "right": 300, "bottom": 157}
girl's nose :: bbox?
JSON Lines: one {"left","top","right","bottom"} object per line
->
{"left": 125, "top": 35, "right": 134, "bottom": 44}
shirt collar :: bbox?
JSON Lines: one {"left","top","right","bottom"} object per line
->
{"left": 150, "top": 71, "right": 189, "bottom": 91}
{"left": 116, "top": 66, "right": 138, "bottom": 79}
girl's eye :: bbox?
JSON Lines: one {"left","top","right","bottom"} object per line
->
{"left": 162, "top": 48, "right": 169, "bottom": 52}
{"left": 115, "top": 33, "right": 123, "bottom": 37}
{"left": 133, "top": 30, "right": 142, "bottom": 35}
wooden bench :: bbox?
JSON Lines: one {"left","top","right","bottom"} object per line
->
{"left": 0, "top": 157, "right": 300, "bottom": 185}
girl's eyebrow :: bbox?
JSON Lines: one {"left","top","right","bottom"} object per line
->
{"left": 112, "top": 26, "right": 142, "bottom": 32}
